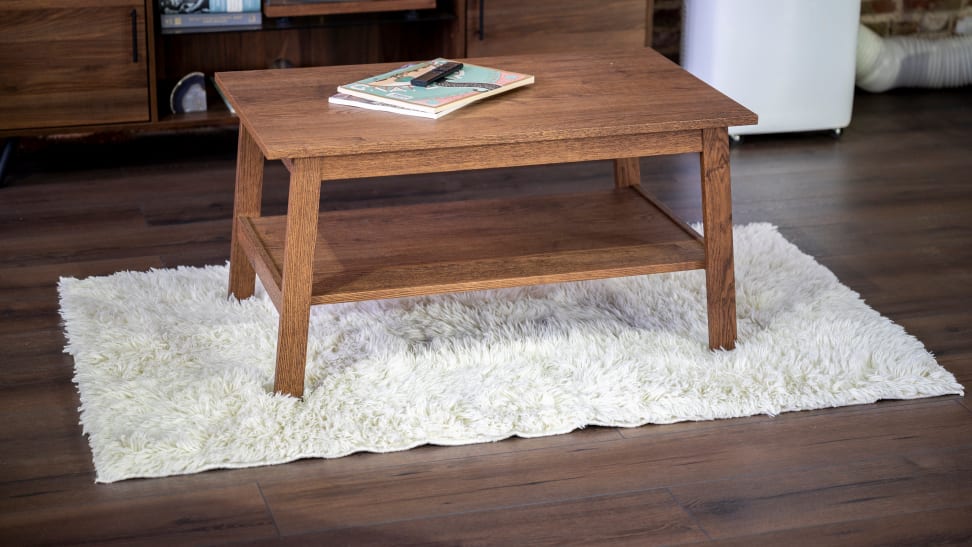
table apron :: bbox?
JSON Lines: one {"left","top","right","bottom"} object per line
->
{"left": 279, "top": 130, "right": 702, "bottom": 181}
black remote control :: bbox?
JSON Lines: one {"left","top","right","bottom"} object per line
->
{"left": 410, "top": 62, "right": 463, "bottom": 87}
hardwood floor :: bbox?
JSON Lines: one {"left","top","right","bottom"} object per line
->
{"left": 1, "top": 86, "right": 970, "bottom": 545}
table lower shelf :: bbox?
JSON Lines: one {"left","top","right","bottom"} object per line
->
{"left": 238, "top": 187, "right": 706, "bottom": 308}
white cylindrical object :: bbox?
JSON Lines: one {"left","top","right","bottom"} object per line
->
{"left": 682, "top": 0, "right": 861, "bottom": 136}
{"left": 857, "top": 24, "right": 972, "bottom": 92}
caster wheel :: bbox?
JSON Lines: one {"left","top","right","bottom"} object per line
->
{"left": 831, "top": 128, "right": 843, "bottom": 139}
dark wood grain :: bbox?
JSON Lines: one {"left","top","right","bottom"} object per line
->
{"left": 0, "top": 483, "right": 277, "bottom": 545}
{"left": 261, "top": 489, "right": 709, "bottom": 545}
{"left": 0, "top": 0, "right": 151, "bottom": 132}
{"left": 0, "top": 86, "right": 969, "bottom": 544}
{"left": 466, "top": 0, "right": 648, "bottom": 57}
{"left": 701, "top": 506, "right": 972, "bottom": 547}
{"left": 672, "top": 445, "right": 972, "bottom": 539}
{"left": 256, "top": 399, "right": 972, "bottom": 535}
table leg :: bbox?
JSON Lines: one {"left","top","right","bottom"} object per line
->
{"left": 228, "top": 125, "right": 265, "bottom": 300}
{"left": 613, "top": 157, "right": 641, "bottom": 188}
{"left": 273, "top": 157, "right": 323, "bottom": 398}
{"left": 699, "top": 127, "right": 737, "bottom": 350}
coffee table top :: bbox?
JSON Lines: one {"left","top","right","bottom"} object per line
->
{"left": 215, "top": 49, "right": 756, "bottom": 161}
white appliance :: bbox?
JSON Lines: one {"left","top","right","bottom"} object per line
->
{"left": 681, "top": 0, "right": 860, "bottom": 138}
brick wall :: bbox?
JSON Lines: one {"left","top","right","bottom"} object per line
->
{"left": 860, "top": 0, "right": 972, "bottom": 36}
{"left": 650, "top": 0, "right": 972, "bottom": 60}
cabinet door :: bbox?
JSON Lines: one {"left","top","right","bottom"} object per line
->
{"left": 467, "top": 0, "right": 646, "bottom": 57}
{"left": 0, "top": 0, "right": 150, "bottom": 132}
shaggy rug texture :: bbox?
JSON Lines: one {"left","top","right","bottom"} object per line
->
{"left": 58, "top": 223, "right": 963, "bottom": 482}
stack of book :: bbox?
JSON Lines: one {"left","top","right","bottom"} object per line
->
{"left": 160, "top": 0, "right": 262, "bottom": 34}
{"left": 329, "top": 58, "right": 535, "bottom": 119}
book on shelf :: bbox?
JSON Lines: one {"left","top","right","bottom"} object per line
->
{"left": 159, "top": 0, "right": 261, "bottom": 13}
{"left": 160, "top": 11, "right": 262, "bottom": 31}
{"left": 332, "top": 58, "right": 534, "bottom": 117}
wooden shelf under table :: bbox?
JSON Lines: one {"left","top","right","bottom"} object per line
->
{"left": 238, "top": 187, "right": 705, "bottom": 309}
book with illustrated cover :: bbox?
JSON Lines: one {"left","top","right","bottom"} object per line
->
{"left": 335, "top": 59, "right": 534, "bottom": 115}
{"left": 160, "top": 11, "right": 262, "bottom": 31}
{"left": 160, "top": 0, "right": 261, "bottom": 13}
{"left": 328, "top": 93, "right": 463, "bottom": 119}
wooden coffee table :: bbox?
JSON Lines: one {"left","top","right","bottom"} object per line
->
{"left": 215, "top": 49, "right": 757, "bottom": 398}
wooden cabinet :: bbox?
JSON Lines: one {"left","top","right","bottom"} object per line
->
{"left": 155, "top": 4, "right": 465, "bottom": 123}
{"left": 0, "top": 0, "right": 153, "bottom": 132}
{"left": 0, "top": 0, "right": 653, "bottom": 137}
{"left": 0, "top": 0, "right": 463, "bottom": 137}
{"left": 466, "top": 0, "right": 650, "bottom": 57}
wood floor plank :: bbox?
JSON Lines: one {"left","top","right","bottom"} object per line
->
{"left": 0, "top": 209, "right": 148, "bottom": 243}
{"left": 0, "top": 427, "right": 625, "bottom": 519}
{"left": 0, "top": 382, "right": 85, "bottom": 440}
{"left": 0, "top": 383, "right": 92, "bottom": 481}
{"left": 259, "top": 400, "right": 972, "bottom": 535}
{"left": 0, "top": 256, "right": 165, "bottom": 288}
{"left": 0, "top": 327, "right": 74, "bottom": 386}
{"left": 0, "top": 257, "right": 168, "bottom": 335}
{"left": 699, "top": 504, "right": 972, "bottom": 547}
{"left": 939, "top": 352, "right": 972, "bottom": 391}
{"left": 0, "top": 483, "right": 278, "bottom": 545}
{"left": 264, "top": 489, "right": 708, "bottom": 545}
{"left": 0, "top": 287, "right": 62, "bottom": 335}
{"left": 0, "top": 218, "right": 232, "bottom": 267}
{"left": 671, "top": 445, "right": 972, "bottom": 539}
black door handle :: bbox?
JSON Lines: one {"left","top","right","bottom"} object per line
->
{"left": 477, "top": 0, "right": 485, "bottom": 40}
{"left": 131, "top": 8, "right": 138, "bottom": 63}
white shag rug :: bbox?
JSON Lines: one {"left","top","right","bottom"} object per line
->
{"left": 58, "top": 223, "right": 963, "bottom": 483}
